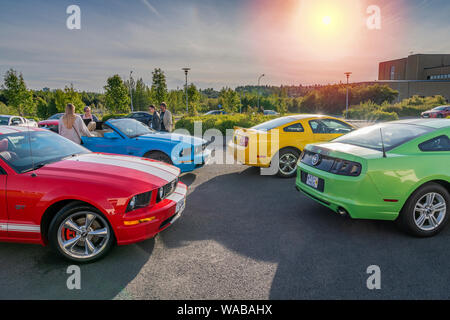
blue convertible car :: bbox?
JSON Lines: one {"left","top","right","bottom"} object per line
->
{"left": 81, "top": 118, "right": 211, "bottom": 173}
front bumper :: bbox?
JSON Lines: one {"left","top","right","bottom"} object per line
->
{"left": 295, "top": 163, "right": 401, "bottom": 221}
{"left": 174, "top": 149, "right": 212, "bottom": 173}
{"left": 115, "top": 182, "right": 187, "bottom": 245}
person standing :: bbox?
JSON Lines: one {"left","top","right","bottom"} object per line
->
{"left": 59, "top": 103, "right": 92, "bottom": 144}
{"left": 159, "top": 102, "right": 173, "bottom": 132}
{"left": 148, "top": 105, "right": 161, "bottom": 131}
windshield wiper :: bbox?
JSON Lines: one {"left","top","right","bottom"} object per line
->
{"left": 22, "top": 163, "right": 47, "bottom": 173}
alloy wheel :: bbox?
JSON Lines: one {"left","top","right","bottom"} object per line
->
{"left": 279, "top": 153, "right": 298, "bottom": 176}
{"left": 57, "top": 211, "right": 111, "bottom": 260}
{"left": 413, "top": 192, "right": 447, "bottom": 231}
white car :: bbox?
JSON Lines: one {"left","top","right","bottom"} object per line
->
{"left": 0, "top": 115, "right": 38, "bottom": 127}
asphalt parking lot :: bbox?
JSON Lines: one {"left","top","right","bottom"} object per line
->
{"left": 1, "top": 158, "right": 450, "bottom": 300}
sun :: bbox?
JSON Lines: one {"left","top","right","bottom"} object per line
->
{"left": 322, "top": 15, "right": 332, "bottom": 25}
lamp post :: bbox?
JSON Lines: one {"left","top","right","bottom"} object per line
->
{"left": 257, "top": 74, "right": 265, "bottom": 112}
{"left": 182, "top": 68, "right": 190, "bottom": 113}
{"left": 344, "top": 72, "right": 352, "bottom": 118}
{"left": 129, "top": 70, "right": 134, "bottom": 112}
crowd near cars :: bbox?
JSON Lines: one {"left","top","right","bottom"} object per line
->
{"left": 0, "top": 109, "right": 448, "bottom": 262}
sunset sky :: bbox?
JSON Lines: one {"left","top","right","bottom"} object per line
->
{"left": 0, "top": 0, "right": 449, "bottom": 91}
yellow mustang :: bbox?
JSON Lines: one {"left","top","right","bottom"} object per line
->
{"left": 228, "top": 115, "right": 355, "bottom": 178}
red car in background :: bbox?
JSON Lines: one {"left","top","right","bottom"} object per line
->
{"left": 421, "top": 105, "right": 450, "bottom": 118}
{"left": 0, "top": 126, "right": 187, "bottom": 263}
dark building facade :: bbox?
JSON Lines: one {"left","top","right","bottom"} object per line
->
{"left": 375, "top": 54, "right": 450, "bottom": 101}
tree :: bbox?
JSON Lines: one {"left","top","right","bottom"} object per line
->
{"left": 184, "top": 83, "right": 201, "bottom": 115}
{"left": 133, "top": 78, "right": 151, "bottom": 111}
{"left": 104, "top": 75, "right": 131, "bottom": 113}
{"left": 219, "top": 87, "right": 241, "bottom": 113}
{"left": 277, "top": 88, "right": 288, "bottom": 115}
{"left": 2, "top": 69, "right": 33, "bottom": 116}
{"left": 151, "top": 68, "right": 168, "bottom": 106}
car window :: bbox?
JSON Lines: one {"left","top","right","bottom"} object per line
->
{"left": 109, "top": 119, "right": 154, "bottom": 138}
{"left": 283, "top": 123, "right": 304, "bottom": 133}
{"left": 0, "top": 116, "right": 10, "bottom": 125}
{"left": 419, "top": 135, "right": 450, "bottom": 152}
{"left": 252, "top": 117, "right": 294, "bottom": 132}
{"left": 309, "top": 119, "right": 353, "bottom": 134}
{"left": 334, "top": 123, "right": 434, "bottom": 152}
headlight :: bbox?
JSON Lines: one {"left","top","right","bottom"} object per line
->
{"left": 159, "top": 187, "right": 165, "bottom": 199}
{"left": 180, "top": 147, "right": 192, "bottom": 157}
{"left": 126, "top": 191, "right": 152, "bottom": 212}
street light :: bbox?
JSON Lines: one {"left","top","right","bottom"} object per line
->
{"left": 182, "top": 68, "right": 191, "bottom": 113}
{"left": 129, "top": 70, "right": 134, "bottom": 112}
{"left": 257, "top": 74, "right": 265, "bottom": 112}
{"left": 344, "top": 72, "right": 352, "bottom": 118}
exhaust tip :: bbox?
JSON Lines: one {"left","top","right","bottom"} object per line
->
{"left": 337, "top": 207, "right": 349, "bottom": 217}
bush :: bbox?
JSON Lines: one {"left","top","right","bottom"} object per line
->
{"left": 175, "top": 113, "right": 278, "bottom": 135}
{"left": 102, "top": 113, "right": 128, "bottom": 122}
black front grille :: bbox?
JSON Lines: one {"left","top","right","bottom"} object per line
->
{"left": 157, "top": 178, "right": 178, "bottom": 202}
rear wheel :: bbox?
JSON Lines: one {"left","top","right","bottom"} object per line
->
{"left": 397, "top": 183, "right": 449, "bottom": 237}
{"left": 48, "top": 203, "right": 115, "bottom": 263}
{"left": 276, "top": 148, "right": 300, "bottom": 178}
{"left": 144, "top": 151, "right": 173, "bottom": 164}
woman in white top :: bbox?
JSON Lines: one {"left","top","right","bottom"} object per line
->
{"left": 58, "top": 103, "right": 92, "bottom": 144}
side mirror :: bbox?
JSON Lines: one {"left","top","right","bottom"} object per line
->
{"left": 104, "top": 132, "right": 120, "bottom": 139}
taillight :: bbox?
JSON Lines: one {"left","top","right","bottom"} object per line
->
{"left": 237, "top": 136, "right": 249, "bottom": 147}
{"left": 330, "top": 159, "right": 361, "bottom": 176}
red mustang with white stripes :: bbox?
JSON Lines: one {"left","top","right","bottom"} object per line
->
{"left": 0, "top": 126, "right": 187, "bottom": 262}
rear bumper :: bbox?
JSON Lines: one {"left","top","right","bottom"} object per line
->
{"left": 115, "top": 183, "right": 187, "bottom": 245}
{"left": 227, "top": 141, "right": 271, "bottom": 167}
{"left": 295, "top": 164, "right": 400, "bottom": 221}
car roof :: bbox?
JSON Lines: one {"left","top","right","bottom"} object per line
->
{"left": 0, "top": 115, "right": 14, "bottom": 118}
{"left": 0, "top": 126, "right": 42, "bottom": 134}
{"left": 282, "top": 114, "right": 335, "bottom": 121}
{"left": 389, "top": 118, "right": 450, "bottom": 129}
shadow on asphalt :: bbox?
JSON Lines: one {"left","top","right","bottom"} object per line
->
{"left": 160, "top": 165, "right": 450, "bottom": 299}
{"left": 0, "top": 237, "right": 155, "bottom": 299}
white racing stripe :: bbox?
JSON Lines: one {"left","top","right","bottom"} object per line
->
{"left": 166, "top": 183, "right": 187, "bottom": 203}
{"left": 0, "top": 223, "right": 40, "bottom": 233}
{"left": 69, "top": 153, "right": 178, "bottom": 182}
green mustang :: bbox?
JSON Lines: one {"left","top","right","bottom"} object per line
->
{"left": 296, "top": 119, "right": 450, "bottom": 237}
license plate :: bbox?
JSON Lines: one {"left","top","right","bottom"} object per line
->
{"left": 176, "top": 198, "right": 186, "bottom": 213}
{"left": 306, "top": 173, "right": 319, "bottom": 189}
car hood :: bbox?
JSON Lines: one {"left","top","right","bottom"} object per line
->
{"left": 38, "top": 119, "right": 59, "bottom": 125}
{"left": 138, "top": 132, "right": 206, "bottom": 146}
{"left": 36, "top": 153, "right": 180, "bottom": 190}
{"left": 306, "top": 142, "right": 383, "bottom": 160}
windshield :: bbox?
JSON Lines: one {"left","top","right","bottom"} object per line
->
{"left": 433, "top": 106, "right": 447, "bottom": 111}
{"left": 252, "top": 117, "right": 293, "bottom": 131}
{"left": 0, "top": 116, "right": 10, "bottom": 125}
{"left": 0, "top": 130, "right": 89, "bottom": 173}
{"left": 333, "top": 123, "right": 434, "bottom": 152}
{"left": 109, "top": 119, "right": 155, "bottom": 138}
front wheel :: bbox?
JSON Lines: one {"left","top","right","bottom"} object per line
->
{"left": 48, "top": 203, "right": 115, "bottom": 263}
{"left": 144, "top": 151, "right": 173, "bottom": 165}
{"left": 397, "top": 183, "right": 449, "bottom": 237}
{"left": 276, "top": 148, "right": 300, "bottom": 178}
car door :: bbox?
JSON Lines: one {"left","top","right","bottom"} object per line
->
{"left": 308, "top": 118, "right": 354, "bottom": 142}
{"left": 82, "top": 125, "right": 129, "bottom": 155}
{"left": 0, "top": 163, "right": 7, "bottom": 239}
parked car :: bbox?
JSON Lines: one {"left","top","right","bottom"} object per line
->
{"left": 38, "top": 113, "right": 94, "bottom": 132}
{"left": 204, "top": 110, "right": 227, "bottom": 116}
{"left": 263, "top": 110, "right": 279, "bottom": 116}
{"left": 0, "top": 115, "right": 38, "bottom": 127}
{"left": 125, "top": 112, "right": 153, "bottom": 125}
{"left": 0, "top": 126, "right": 187, "bottom": 262}
{"left": 296, "top": 119, "right": 450, "bottom": 237}
{"left": 82, "top": 118, "right": 211, "bottom": 173}
{"left": 228, "top": 115, "right": 355, "bottom": 178}
{"left": 421, "top": 106, "right": 450, "bottom": 118}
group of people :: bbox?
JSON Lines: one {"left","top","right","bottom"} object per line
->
{"left": 147, "top": 102, "right": 173, "bottom": 132}
{"left": 58, "top": 102, "right": 173, "bottom": 145}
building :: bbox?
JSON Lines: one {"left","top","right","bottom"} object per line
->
{"left": 375, "top": 54, "right": 450, "bottom": 101}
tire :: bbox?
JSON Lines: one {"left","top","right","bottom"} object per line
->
{"left": 276, "top": 148, "right": 300, "bottom": 178}
{"left": 397, "top": 183, "right": 449, "bottom": 237}
{"left": 437, "top": 114, "right": 444, "bottom": 118}
{"left": 48, "top": 203, "right": 115, "bottom": 263}
{"left": 144, "top": 151, "right": 173, "bottom": 165}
